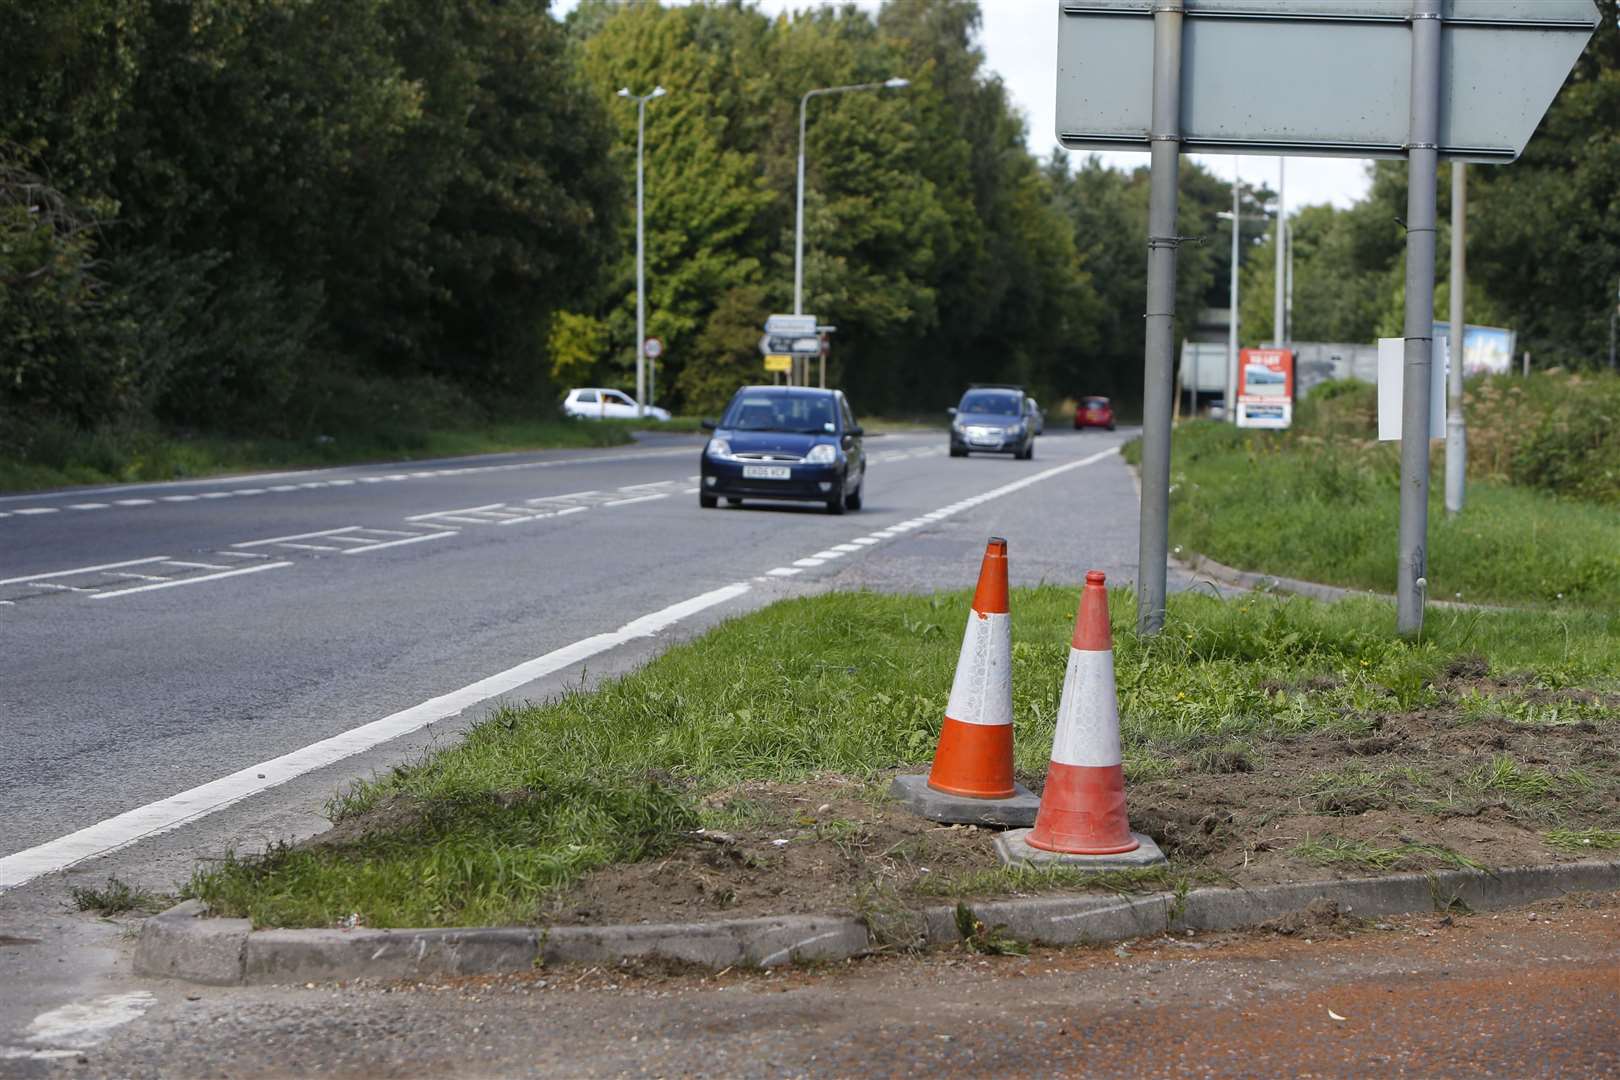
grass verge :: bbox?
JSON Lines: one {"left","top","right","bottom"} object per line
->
{"left": 0, "top": 417, "right": 704, "bottom": 494}
{"left": 187, "top": 587, "right": 1620, "bottom": 930}
{"left": 1123, "top": 414, "right": 1620, "bottom": 610}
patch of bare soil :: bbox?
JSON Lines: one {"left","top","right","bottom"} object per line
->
{"left": 547, "top": 776, "right": 993, "bottom": 925}
{"left": 550, "top": 666, "right": 1618, "bottom": 927}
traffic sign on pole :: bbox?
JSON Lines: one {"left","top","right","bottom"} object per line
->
{"left": 763, "top": 354, "right": 792, "bottom": 373}
{"left": 1055, "top": 0, "right": 1598, "bottom": 637}
{"left": 758, "top": 334, "right": 822, "bottom": 357}
{"left": 642, "top": 338, "right": 663, "bottom": 360}
{"left": 765, "top": 313, "right": 819, "bottom": 336}
{"left": 1056, "top": 1, "right": 1599, "bottom": 161}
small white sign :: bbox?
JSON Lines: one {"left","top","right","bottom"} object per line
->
{"left": 765, "top": 313, "right": 818, "bottom": 336}
{"left": 1377, "top": 336, "right": 1447, "bottom": 442}
{"left": 642, "top": 338, "right": 663, "bottom": 360}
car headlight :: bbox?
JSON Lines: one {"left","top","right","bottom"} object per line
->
{"left": 1008, "top": 422, "right": 1025, "bottom": 435}
{"left": 804, "top": 443, "right": 837, "bottom": 465}
{"left": 951, "top": 419, "right": 965, "bottom": 432}
{"left": 707, "top": 438, "right": 731, "bottom": 458}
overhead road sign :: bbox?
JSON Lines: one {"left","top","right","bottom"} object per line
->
{"left": 765, "top": 314, "right": 819, "bottom": 336}
{"left": 1055, "top": 0, "right": 1600, "bottom": 161}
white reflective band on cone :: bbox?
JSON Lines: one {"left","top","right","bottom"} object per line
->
{"left": 1049, "top": 647, "right": 1122, "bottom": 766}
{"left": 944, "top": 611, "right": 1013, "bottom": 727}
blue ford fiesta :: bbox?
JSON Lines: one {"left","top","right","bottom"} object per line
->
{"left": 699, "top": 386, "right": 866, "bottom": 515}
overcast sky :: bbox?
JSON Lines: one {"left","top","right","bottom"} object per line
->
{"left": 557, "top": 0, "right": 1375, "bottom": 210}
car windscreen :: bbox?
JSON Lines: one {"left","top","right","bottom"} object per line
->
{"left": 722, "top": 392, "right": 838, "bottom": 433}
{"left": 1083, "top": 398, "right": 1110, "bottom": 409}
{"left": 958, "top": 391, "right": 1021, "bottom": 416}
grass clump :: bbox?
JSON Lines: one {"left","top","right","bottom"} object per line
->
{"left": 1543, "top": 828, "right": 1620, "bottom": 852}
{"left": 1292, "top": 837, "right": 1482, "bottom": 874}
{"left": 68, "top": 876, "right": 170, "bottom": 916}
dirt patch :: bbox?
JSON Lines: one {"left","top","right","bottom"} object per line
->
{"left": 547, "top": 777, "right": 993, "bottom": 925}
{"left": 546, "top": 679, "right": 1618, "bottom": 927}
{"left": 1261, "top": 898, "right": 1362, "bottom": 939}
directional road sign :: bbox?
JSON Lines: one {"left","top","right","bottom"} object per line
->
{"left": 765, "top": 313, "right": 819, "bottom": 336}
{"left": 758, "top": 334, "right": 823, "bottom": 357}
{"left": 1056, "top": 0, "right": 1600, "bottom": 161}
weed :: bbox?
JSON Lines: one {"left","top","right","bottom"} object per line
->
{"left": 953, "top": 902, "right": 1029, "bottom": 956}
{"left": 1543, "top": 828, "right": 1620, "bottom": 852}
{"left": 1292, "top": 836, "right": 1482, "bottom": 873}
{"left": 68, "top": 877, "right": 169, "bottom": 916}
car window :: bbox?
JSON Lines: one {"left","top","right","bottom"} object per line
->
{"left": 839, "top": 396, "right": 856, "bottom": 432}
{"left": 606, "top": 391, "right": 633, "bottom": 405}
{"left": 576, "top": 390, "right": 598, "bottom": 403}
{"left": 723, "top": 392, "right": 837, "bottom": 433}
{"left": 959, "top": 391, "right": 1021, "bottom": 416}
{"left": 1083, "top": 397, "right": 1109, "bottom": 408}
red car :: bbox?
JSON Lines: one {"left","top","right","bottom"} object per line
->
{"left": 1074, "top": 396, "right": 1116, "bottom": 431}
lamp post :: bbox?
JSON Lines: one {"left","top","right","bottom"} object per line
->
{"left": 1217, "top": 166, "right": 1241, "bottom": 423}
{"left": 795, "top": 77, "right": 909, "bottom": 385}
{"left": 1273, "top": 158, "right": 1286, "bottom": 348}
{"left": 617, "top": 85, "right": 666, "bottom": 417}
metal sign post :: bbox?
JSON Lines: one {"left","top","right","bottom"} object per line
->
{"left": 1055, "top": 0, "right": 1598, "bottom": 637}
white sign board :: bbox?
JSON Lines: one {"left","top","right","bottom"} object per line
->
{"left": 1056, "top": 0, "right": 1599, "bottom": 161}
{"left": 1377, "top": 337, "right": 1447, "bottom": 442}
{"left": 764, "top": 314, "right": 818, "bottom": 336}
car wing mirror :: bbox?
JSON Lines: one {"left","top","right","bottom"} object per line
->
{"left": 946, "top": 407, "right": 957, "bottom": 417}
{"left": 701, "top": 419, "right": 717, "bottom": 431}
{"left": 850, "top": 424, "right": 864, "bottom": 437}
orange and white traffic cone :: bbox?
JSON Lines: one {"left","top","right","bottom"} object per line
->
{"left": 997, "top": 570, "right": 1164, "bottom": 866}
{"left": 890, "top": 537, "right": 1038, "bottom": 826}
{"left": 928, "top": 536, "right": 1015, "bottom": 799}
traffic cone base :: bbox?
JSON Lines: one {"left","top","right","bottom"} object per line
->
{"left": 927, "top": 715, "right": 1015, "bottom": 799}
{"left": 994, "top": 827, "right": 1166, "bottom": 869}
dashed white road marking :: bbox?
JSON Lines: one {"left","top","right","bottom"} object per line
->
{"left": 0, "top": 556, "right": 171, "bottom": 586}
{"left": 114, "top": 499, "right": 153, "bottom": 507}
{"left": 69, "top": 503, "right": 110, "bottom": 510}
{"left": 831, "top": 544, "right": 862, "bottom": 553}
{"left": 91, "top": 561, "right": 292, "bottom": 599}
{"left": 407, "top": 504, "right": 504, "bottom": 522}
{"left": 341, "top": 532, "right": 456, "bottom": 555}
{"left": 15, "top": 507, "right": 56, "bottom": 515}
{"left": 233, "top": 526, "right": 362, "bottom": 549}
{"left": 767, "top": 567, "right": 802, "bottom": 577}
{"left": 603, "top": 493, "right": 669, "bottom": 508}
{"left": 0, "top": 581, "right": 751, "bottom": 890}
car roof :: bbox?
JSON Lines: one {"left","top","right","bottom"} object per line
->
{"left": 734, "top": 385, "right": 840, "bottom": 397}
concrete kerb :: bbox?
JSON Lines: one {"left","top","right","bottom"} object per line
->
{"left": 135, "top": 858, "right": 1620, "bottom": 985}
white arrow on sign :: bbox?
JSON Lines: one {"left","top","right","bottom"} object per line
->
{"left": 1056, "top": 0, "right": 1599, "bottom": 161}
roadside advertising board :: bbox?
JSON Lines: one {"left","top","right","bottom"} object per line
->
{"left": 1235, "top": 347, "right": 1293, "bottom": 429}
{"left": 1432, "top": 322, "right": 1516, "bottom": 376}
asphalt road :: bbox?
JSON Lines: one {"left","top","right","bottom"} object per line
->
{"left": 0, "top": 427, "right": 1146, "bottom": 873}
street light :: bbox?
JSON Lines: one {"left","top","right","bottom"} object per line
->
{"left": 794, "top": 76, "right": 910, "bottom": 387}
{"left": 617, "top": 85, "right": 667, "bottom": 417}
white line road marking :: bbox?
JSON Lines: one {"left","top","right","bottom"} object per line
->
{"left": 603, "top": 493, "right": 669, "bottom": 508}
{"left": 162, "top": 561, "right": 229, "bottom": 570}
{"left": 233, "top": 488, "right": 266, "bottom": 496}
{"left": 279, "top": 542, "right": 342, "bottom": 552}
{"left": 91, "top": 561, "right": 292, "bottom": 600}
{"left": 529, "top": 489, "right": 600, "bottom": 503}
{"left": 217, "top": 551, "right": 271, "bottom": 559}
{"left": 160, "top": 495, "right": 197, "bottom": 503}
{"left": 767, "top": 567, "right": 802, "bottom": 577}
{"left": 0, "top": 581, "right": 750, "bottom": 891}
{"left": 234, "top": 526, "right": 361, "bottom": 548}
{"left": 407, "top": 504, "right": 504, "bottom": 521}
{"left": 15, "top": 508, "right": 56, "bottom": 515}
{"left": 0, "top": 556, "right": 171, "bottom": 586}
{"left": 70, "top": 503, "right": 110, "bottom": 510}
{"left": 341, "top": 532, "right": 456, "bottom": 555}
{"left": 200, "top": 492, "right": 231, "bottom": 499}
{"left": 105, "top": 572, "right": 171, "bottom": 582}
{"left": 555, "top": 506, "right": 589, "bottom": 517}
{"left": 32, "top": 582, "right": 99, "bottom": 593}
{"left": 831, "top": 544, "right": 862, "bottom": 553}
{"left": 810, "top": 551, "right": 844, "bottom": 560}
{"left": 268, "top": 485, "right": 299, "bottom": 492}
{"left": 852, "top": 537, "right": 880, "bottom": 545}
{"left": 683, "top": 487, "right": 700, "bottom": 494}
{"left": 792, "top": 558, "right": 826, "bottom": 568}
{"left": 114, "top": 499, "right": 153, "bottom": 507}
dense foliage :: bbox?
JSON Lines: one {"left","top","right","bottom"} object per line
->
{"left": 3, "top": 0, "right": 1616, "bottom": 456}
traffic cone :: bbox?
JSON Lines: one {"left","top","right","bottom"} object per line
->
{"left": 927, "top": 536, "right": 1016, "bottom": 799}
{"left": 1024, "top": 570, "right": 1145, "bottom": 855}
{"left": 889, "top": 537, "right": 1038, "bottom": 826}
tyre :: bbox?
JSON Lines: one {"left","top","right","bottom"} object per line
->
{"left": 950, "top": 445, "right": 967, "bottom": 458}
{"left": 725, "top": 496, "right": 743, "bottom": 506}
{"left": 699, "top": 492, "right": 718, "bottom": 508}
{"left": 1108, "top": 423, "right": 1116, "bottom": 431}
{"left": 825, "top": 482, "right": 846, "bottom": 515}
{"left": 1024, "top": 441, "right": 1035, "bottom": 460}
{"left": 845, "top": 474, "right": 863, "bottom": 511}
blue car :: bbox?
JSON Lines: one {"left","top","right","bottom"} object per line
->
{"left": 699, "top": 386, "right": 866, "bottom": 514}
{"left": 949, "top": 386, "right": 1035, "bottom": 459}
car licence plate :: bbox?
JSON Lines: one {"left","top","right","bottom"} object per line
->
{"left": 742, "top": 464, "right": 791, "bottom": 480}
